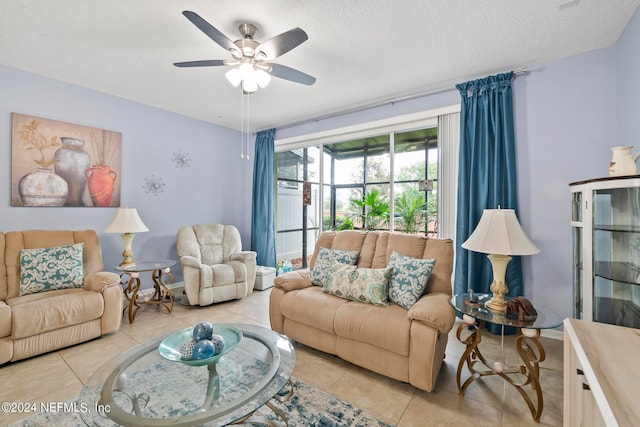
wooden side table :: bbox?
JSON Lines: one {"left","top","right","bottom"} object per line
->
{"left": 116, "top": 260, "right": 177, "bottom": 323}
{"left": 449, "top": 293, "right": 562, "bottom": 421}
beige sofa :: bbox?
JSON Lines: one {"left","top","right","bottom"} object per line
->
{"left": 0, "top": 230, "right": 123, "bottom": 364}
{"left": 269, "top": 230, "right": 455, "bottom": 392}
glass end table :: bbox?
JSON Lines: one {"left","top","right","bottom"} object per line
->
{"left": 115, "top": 260, "right": 177, "bottom": 323}
{"left": 450, "top": 293, "right": 562, "bottom": 422}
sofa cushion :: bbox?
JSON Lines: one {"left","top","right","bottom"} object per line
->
{"left": 19, "top": 243, "right": 84, "bottom": 296}
{"left": 309, "top": 247, "right": 359, "bottom": 287}
{"left": 308, "top": 231, "right": 337, "bottom": 270}
{"left": 324, "top": 265, "right": 392, "bottom": 306}
{"left": 8, "top": 288, "right": 104, "bottom": 339}
{"left": 387, "top": 251, "right": 436, "bottom": 309}
{"left": 280, "top": 286, "right": 348, "bottom": 334}
{"left": 334, "top": 301, "right": 411, "bottom": 356}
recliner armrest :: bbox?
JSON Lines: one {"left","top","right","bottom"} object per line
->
{"left": 180, "top": 255, "right": 202, "bottom": 268}
{"left": 230, "top": 251, "right": 257, "bottom": 263}
{"left": 83, "top": 271, "right": 121, "bottom": 293}
{"left": 407, "top": 292, "right": 456, "bottom": 334}
{"left": 273, "top": 269, "right": 313, "bottom": 291}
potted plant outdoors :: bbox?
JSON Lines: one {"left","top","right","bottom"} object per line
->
{"left": 394, "top": 191, "right": 428, "bottom": 234}
{"left": 350, "top": 189, "right": 390, "bottom": 231}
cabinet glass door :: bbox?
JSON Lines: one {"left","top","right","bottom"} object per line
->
{"left": 573, "top": 226, "right": 583, "bottom": 319}
{"left": 572, "top": 191, "right": 583, "bottom": 319}
{"left": 592, "top": 187, "right": 640, "bottom": 328}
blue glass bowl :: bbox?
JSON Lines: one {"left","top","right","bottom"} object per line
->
{"left": 158, "top": 324, "right": 243, "bottom": 366}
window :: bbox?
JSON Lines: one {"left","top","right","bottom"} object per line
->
{"left": 275, "top": 107, "right": 460, "bottom": 269}
{"left": 393, "top": 128, "right": 438, "bottom": 236}
{"left": 276, "top": 146, "right": 320, "bottom": 269}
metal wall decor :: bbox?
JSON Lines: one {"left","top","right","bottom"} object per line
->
{"left": 143, "top": 175, "right": 165, "bottom": 195}
{"left": 172, "top": 150, "right": 191, "bottom": 169}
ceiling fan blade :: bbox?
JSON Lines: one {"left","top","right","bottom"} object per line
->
{"left": 173, "top": 60, "right": 226, "bottom": 68}
{"left": 257, "top": 28, "right": 308, "bottom": 59}
{"left": 270, "top": 64, "right": 316, "bottom": 86}
{"left": 182, "top": 11, "right": 240, "bottom": 54}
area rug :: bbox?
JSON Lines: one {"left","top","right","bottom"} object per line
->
{"left": 9, "top": 377, "right": 394, "bottom": 426}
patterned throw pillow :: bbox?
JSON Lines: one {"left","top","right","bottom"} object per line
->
{"left": 19, "top": 243, "right": 84, "bottom": 296}
{"left": 309, "top": 247, "right": 359, "bottom": 287}
{"left": 387, "top": 251, "right": 436, "bottom": 309}
{"left": 324, "top": 264, "right": 393, "bottom": 306}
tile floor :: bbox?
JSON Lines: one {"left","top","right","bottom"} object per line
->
{"left": 0, "top": 288, "right": 563, "bottom": 426}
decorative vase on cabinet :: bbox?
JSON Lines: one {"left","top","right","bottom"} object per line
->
{"left": 570, "top": 175, "right": 640, "bottom": 328}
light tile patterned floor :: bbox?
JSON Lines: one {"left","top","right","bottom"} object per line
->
{"left": 0, "top": 288, "right": 563, "bottom": 426}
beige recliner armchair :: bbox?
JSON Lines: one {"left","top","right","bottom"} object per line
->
{"left": 0, "top": 229, "right": 123, "bottom": 364}
{"left": 177, "top": 224, "right": 257, "bottom": 306}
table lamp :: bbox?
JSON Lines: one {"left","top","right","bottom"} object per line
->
{"left": 105, "top": 208, "right": 149, "bottom": 268}
{"left": 462, "top": 207, "right": 539, "bottom": 312}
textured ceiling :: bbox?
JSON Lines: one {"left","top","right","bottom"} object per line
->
{"left": 0, "top": 1, "right": 638, "bottom": 132}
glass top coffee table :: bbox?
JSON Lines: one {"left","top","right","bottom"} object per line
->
{"left": 79, "top": 323, "right": 295, "bottom": 426}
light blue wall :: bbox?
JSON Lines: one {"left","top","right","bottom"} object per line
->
{"left": 514, "top": 48, "right": 617, "bottom": 319}
{"left": 276, "top": 25, "right": 637, "bottom": 322}
{"left": 0, "top": 65, "right": 253, "bottom": 284}
{"left": 617, "top": 6, "right": 640, "bottom": 145}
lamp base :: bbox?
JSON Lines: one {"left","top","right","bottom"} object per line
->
{"left": 485, "top": 299, "right": 506, "bottom": 312}
{"left": 485, "top": 255, "right": 511, "bottom": 313}
{"left": 119, "top": 233, "right": 136, "bottom": 269}
{"left": 119, "top": 260, "right": 136, "bottom": 269}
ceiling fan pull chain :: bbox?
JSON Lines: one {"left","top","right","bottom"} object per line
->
{"left": 246, "top": 95, "right": 250, "bottom": 161}
{"left": 240, "top": 91, "right": 245, "bottom": 158}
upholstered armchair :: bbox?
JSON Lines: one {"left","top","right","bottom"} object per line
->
{"left": 176, "top": 224, "right": 257, "bottom": 306}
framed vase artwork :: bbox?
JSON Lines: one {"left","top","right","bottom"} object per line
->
{"left": 10, "top": 113, "right": 122, "bottom": 207}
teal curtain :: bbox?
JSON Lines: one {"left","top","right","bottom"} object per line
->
{"left": 251, "top": 129, "right": 276, "bottom": 267}
{"left": 454, "top": 72, "right": 522, "bottom": 333}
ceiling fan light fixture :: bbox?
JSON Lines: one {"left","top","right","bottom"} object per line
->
{"left": 255, "top": 68, "right": 272, "bottom": 88}
{"left": 238, "top": 62, "right": 254, "bottom": 80}
{"left": 242, "top": 76, "right": 258, "bottom": 93}
{"left": 225, "top": 68, "right": 242, "bottom": 87}
{"left": 175, "top": 12, "right": 315, "bottom": 91}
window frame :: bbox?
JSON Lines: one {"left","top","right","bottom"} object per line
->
{"left": 275, "top": 105, "right": 460, "bottom": 240}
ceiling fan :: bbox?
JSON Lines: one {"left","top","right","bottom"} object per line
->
{"left": 174, "top": 11, "right": 316, "bottom": 93}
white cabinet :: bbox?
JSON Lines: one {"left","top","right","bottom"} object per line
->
{"left": 563, "top": 318, "right": 640, "bottom": 426}
{"left": 570, "top": 177, "right": 640, "bottom": 327}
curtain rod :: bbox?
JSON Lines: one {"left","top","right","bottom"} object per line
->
{"left": 276, "top": 67, "right": 528, "bottom": 132}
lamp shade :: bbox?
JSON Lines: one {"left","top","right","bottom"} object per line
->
{"left": 462, "top": 208, "right": 539, "bottom": 256}
{"left": 104, "top": 208, "right": 149, "bottom": 234}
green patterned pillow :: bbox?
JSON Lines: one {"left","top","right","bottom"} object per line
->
{"left": 387, "top": 251, "right": 436, "bottom": 309}
{"left": 323, "top": 264, "right": 393, "bottom": 306}
{"left": 19, "top": 243, "right": 84, "bottom": 296}
{"left": 310, "top": 247, "right": 359, "bottom": 287}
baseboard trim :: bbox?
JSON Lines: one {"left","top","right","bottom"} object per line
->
{"left": 541, "top": 328, "right": 563, "bottom": 341}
